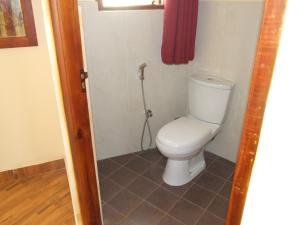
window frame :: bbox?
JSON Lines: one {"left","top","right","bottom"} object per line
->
{"left": 98, "top": 0, "right": 164, "bottom": 11}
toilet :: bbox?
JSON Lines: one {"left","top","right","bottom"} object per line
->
{"left": 156, "top": 74, "right": 234, "bottom": 186}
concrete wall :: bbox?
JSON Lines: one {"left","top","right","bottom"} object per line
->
{"left": 79, "top": 1, "right": 189, "bottom": 160}
{"left": 191, "top": 0, "right": 264, "bottom": 161}
{"left": 79, "top": 0, "right": 263, "bottom": 162}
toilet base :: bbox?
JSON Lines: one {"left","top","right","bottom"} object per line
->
{"left": 162, "top": 151, "right": 206, "bottom": 186}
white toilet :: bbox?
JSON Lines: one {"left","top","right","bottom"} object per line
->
{"left": 156, "top": 74, "right": 234, "bottom": 186}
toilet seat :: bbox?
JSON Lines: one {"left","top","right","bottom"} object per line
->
{"left": 156, "top": 117, "right": 220, "bottom": 158}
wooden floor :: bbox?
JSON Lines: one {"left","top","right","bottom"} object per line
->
{"left": 0, "top": 169, "right": 75, "bottom": 225}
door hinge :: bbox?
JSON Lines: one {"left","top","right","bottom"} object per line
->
{"left": 80, "top": 69, "right": 88, "bottom": 92}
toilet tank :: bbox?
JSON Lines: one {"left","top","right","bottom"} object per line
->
{"left": 189, "top": 74, "right": 234, "bottom": 124}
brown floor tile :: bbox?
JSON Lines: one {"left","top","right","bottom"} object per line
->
{"left": 195, "top": 171, "right": 226, "bottom": 193}
{"left": 190, "top": 170, "right": 206, "bottom": 183}
{"left": 183, "top": 184, "right": 216, "bottom": 208}
{"left": 126, "top": 176, "right": 159, "bottom": 198}
{"left": 108, "top": 189, "right": 142, "bottom": 216}
{"left": 219, "top": 181, "right": 232, "bottom": 199}
{"left": 161, "top": 181, "right": 193, "bottom": 197}
{"left": 204, "top": 151, "right": 218, "bottom": 166}
{"left": 142, "top": 165, "right": 164, "bottom": 184}
{"left": 196, "top": 211, "right": 225, "bottom": 225}
{"left": 169, "top": 199, "right": 203, "bottom": 225}
{"left": 207, "top": 160, "right": 235, "bottom": 179}
{"left": 99, "top": 152, "right": 232, "bottom": 225}
{"left": 109, "top": 167, "right": 139, "bottom": 187}
{"left": 102, "top": 204, "right": 124, "bottom": 225}
{"left": 127, "top": 202, "right": 164, "bottom": 225}
{"left": 229, "top": 172, "right": 234, "bottom": 181}
{"left": 158, "top": 215, "right": 184, "bottom": 225}
{"left": 100, "top": 177, "right": 122, "bottom": 202}
{"left": 207, "top": 196, "right": 229, "bottom": 219}
{"left": 138, "top": 149, "right": 163, "bottom": 163}
{"left": 98, "top": 159, "right": 121, "bottom": 176}
{"left": 98, "top": 171, "right": 106, "bottom": 184}
{"left": 111, "top": 153, "right": 137, "bottom": 165}
{"left": 216, "top": 157, "right": 235, "bottom": 168}
{"left": 118, "top": 217, "right": 138, "bottom": 225}
{"left": 156, "top": 157, "right": 167, "bottom": 168}
{"left": 146, "top": 187, "right": 178, "bottom": 211}
{"left": 125, "top": 157, "right": 152, "bottom": 174}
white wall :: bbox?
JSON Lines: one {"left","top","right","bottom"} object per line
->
{"left": 79, "top": 1, "right": 263, "bottom": 162}
{"left": 241, "top": 1, "right": 300, "bottom": 223}
{"left": 79, "top": 2, "right": 189, "bottom": 160}
{"left": 0, "top": 0, "right": 65, "bottom": 171}
{"left": 191, "top": 0, "right": 264, "bottom": 161}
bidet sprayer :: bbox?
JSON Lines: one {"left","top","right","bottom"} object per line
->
{"left": 139, "top": 63, "right": 147, "bottom": 80}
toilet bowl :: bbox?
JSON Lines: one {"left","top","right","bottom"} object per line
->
{"left": 156, "top": 74, "right": 234, "bottom": 186}
{"left": 156, "top": 116, "right": 220, "bottom": 186}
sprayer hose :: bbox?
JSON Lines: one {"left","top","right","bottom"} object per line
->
{"left": 140, "top": 79, "right": 153, "bottom": 151}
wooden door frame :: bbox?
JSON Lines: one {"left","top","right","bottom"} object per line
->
{"left": 48, "top": 0, "right": 287, "bottom": 224}
{"left": 48, "top": 1, "right": 102, "bottom": 224}
{"left": 226, "top": 0, "right": 286, "bottom": 224}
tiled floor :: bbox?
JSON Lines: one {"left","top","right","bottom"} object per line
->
{"left": 98, "top": 149, "right": 235, "bottom": 225}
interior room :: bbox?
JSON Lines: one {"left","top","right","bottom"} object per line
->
{"left": 3, "top": 1, "right": 299, "bottom": 225}
{"left": 78, "top": 0, "right": 263, "bottom": 224}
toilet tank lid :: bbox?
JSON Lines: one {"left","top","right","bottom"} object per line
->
{"left": 190, "top": 74, "right": 234, "bottom": 90}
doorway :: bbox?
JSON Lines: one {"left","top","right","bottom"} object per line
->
{"left": 48, "top": 0, "right": 287, "bottom": 224}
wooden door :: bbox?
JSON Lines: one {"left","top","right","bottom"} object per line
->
{"left": 48, "top": 1, "right": 102, "bottom": 224}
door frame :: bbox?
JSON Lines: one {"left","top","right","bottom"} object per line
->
{"left": 226, "top": 0, "right": 287, "bottom": 224}
{"left": 48, "top": 1, "right": 102, "bottom": 224}
{"left": 48, "top": 0, "right": 287, "bottom": 224}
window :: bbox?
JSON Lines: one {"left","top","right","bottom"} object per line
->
{"left": 99, "top": 0, "right": 164, "bottom": 10}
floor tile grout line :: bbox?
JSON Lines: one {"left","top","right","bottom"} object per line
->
{"left": 184, "top": 156, "right": 233, "bottom": 224}
{"left": 133, "top": 191, "right": 189, "bottom": 225}
{"left": 108, "top": 148, "right": 163, "bottom": 166}
{"left": 100, "top": 151, "right": 234, "bottom": 224}
{"left": 193, "top": 192, "right": 223, "bottom": 225}
{"left": 105, "top": 155, "right": 158, "bottom": 181}
{"left": 192, "top": 178, "right": 228, "bottom": 197}
{"left": 195, "top": 176, "right": 230, "bottom": 223}
{"left": 101, "top": 152, "right": 199, "bottom": 224}
{"left": 175, "top": 183, "right": 218, "bottom": 225}
{"left": 162, "top": 184, "right": 205, "bottom": 225}
{"left": 105, "top": 152, "right": 164, "bottom": 179}
{"left": 204, "top": 153, "right": 219, "bottom": 170}
{"left": 113, "top": 184, "right": 165, "bottom": 223}
{"left": 104, "top": 168, "right": 229, "bottom": 223}
{"left": 102, "top": 153, "right": 165, "bottom": 218}
{"left": 200, "top": 169, "right": 228, "bottom": 181}
{"left": 214, "top": 157, "right": 236, "bottom": 167}
{"left": 192, "top": 167, "right": 232, "bottom": 223}
{"left": 155, "top": 180, "right": 208, "bottom": 225}
{"left": 100, "top": 153, "right": 165, "bottom": 204}
{"left": 103, "top": 164, "right": 160, "bottom": 203}
{"left": 204, "top": 164, "right": 235, "bottom": 182}
{"left": 121, "top": 167, "right": 196, "bottom": 224}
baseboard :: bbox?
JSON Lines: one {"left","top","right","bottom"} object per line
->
{"left": 0, "top": 159, "right": 65, "bottom": 182}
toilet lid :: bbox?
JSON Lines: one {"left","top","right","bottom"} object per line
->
{"left": 156, "top": 117, "right": 218, "bottom": 156}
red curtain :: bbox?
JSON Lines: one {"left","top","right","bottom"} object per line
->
{"left": 161, "top": 0, "right": 199, "bottom": 65}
